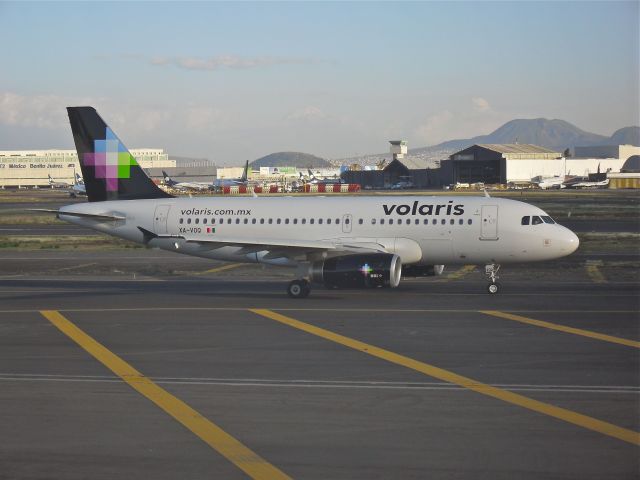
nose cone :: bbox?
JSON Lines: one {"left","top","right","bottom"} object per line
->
{"left": 559, "top": 226, "right": 580, "bottom": 255}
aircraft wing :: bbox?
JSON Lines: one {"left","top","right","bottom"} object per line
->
{"left": 184, "top": 236, "right": 388, "bottom": 259}
{"left": 29, "top": 209, "right": 126, "bottom": 221}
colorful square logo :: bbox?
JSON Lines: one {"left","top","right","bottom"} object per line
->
{"left": 83, "top": 127, "right": 138, "bottom": 191}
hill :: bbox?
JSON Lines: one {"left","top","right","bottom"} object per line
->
{"left": 251, "top": 152, "right": 331, "bottom": 168}
{"left": 609, "top": 126, "right": 640, "bottom": 146}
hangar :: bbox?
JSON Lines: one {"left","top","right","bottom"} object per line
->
{"left": 449, "top": 144, "right": 563, "bottom": 184}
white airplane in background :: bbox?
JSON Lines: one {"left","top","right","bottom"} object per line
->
{"left": 531, "top": 175, "right": 565, "bottom": 190}
{"left": 69, "top": 173, "right": 86, "bottom": 197}
{"left": 38, "top": 107, "right": 579, "bottom": 298}
{"left": 47, "top": 175, "right": 71, "bottom": 189}
{"left": 307, "top": 169, "right": 343, "bottom": 184}
{"left": 161, "top": 171, "right": 212, "bottom": 191}
{"left": 212, "top": 160, "right": 250, "bottom": 189}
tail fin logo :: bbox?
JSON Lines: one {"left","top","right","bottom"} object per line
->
{"left": 82, "top": 127, "right": 138, "bottom": 191}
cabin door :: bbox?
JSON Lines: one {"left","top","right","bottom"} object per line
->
{"left": 480, "top": 205, "right": 498, "bottom": 240}
{"left": 342, "top": 214, "right": 353, "bottom": 233}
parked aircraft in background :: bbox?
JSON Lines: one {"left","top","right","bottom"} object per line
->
{"left": 47, "top": 175, "right": 70, "bottom": 189}
{"left": 69, "top": 173, "right": 86, "bottom": 197}
{"left": 40, "top": 107, "right": 580, "bottom": 298}
{"left": 161, "top": 171, "right": 211, "bottom": 191}
{"left": 565, "top": 178, "right": 610, "bottom": 189}
{"left": 531, "top": 175, "right": 565, "bottom": 190}
{"left": 307, "top": 169, "right": 343, "bottom": 184}
{"left": 212, "top": 160, "right": 249, "bottom": 189}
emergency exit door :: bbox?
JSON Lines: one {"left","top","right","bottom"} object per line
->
{"left": 480, "top": 205, "right": 498, "bottom": 240}
{"left": 154, "top": 205, "right": 170, "bottom": 234}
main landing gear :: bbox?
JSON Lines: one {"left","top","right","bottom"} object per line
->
{"left": 485, "top": 264, "right": 501, "bottom": 294}
{"left": 287, "top": 279, "right": 311, "bottom": 299}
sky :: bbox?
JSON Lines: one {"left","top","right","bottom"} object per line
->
{"left": 1, "top": 1, "right": 638, "bottom": 164}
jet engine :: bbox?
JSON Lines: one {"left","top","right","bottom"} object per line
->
{"left": 401, "top": 264, "right": 445, "bottom": 277}
{"left": 309, "top": 254, "right": 402, "bottom": 289}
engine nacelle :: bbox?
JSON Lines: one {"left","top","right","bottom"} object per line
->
{"left": 402, "top": 264, "right": 445, "bottom": 277}
{"left": 310, "top": 254, "right": 402, "bottom": 289}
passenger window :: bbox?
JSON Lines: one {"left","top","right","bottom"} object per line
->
{"left": 293, "top": 219, "right": 298, "bottom": 224}
{"left": 327, "top": 218, "right": 331, "bottom": 224}
{"left": 432, "top": 219, "right": 437, "bottom": 225}
{"left": 235, "top": 218, "right": 240, "bottom": 224}
{"left": 389, "top": 219, "right": 394, "bottom": 225}
{"left": 301, "top": 218, "right": 306, "bottom": 224}
{"left": 415, "top": 219, "right": 419, "bottom": 225}
{"left": 277, "top": 218, "right": 281, "bottom": 224}
{"left": 187, "top": 218, "right": 191, "bottom": 224}
{"left": 179, "top": 218, "right": 184, "bottom": 224}
{"left": 252, "top": 218, "right": 257, "bottom": 224}
{"left": 450, "top": 219, "right": 455, "bottom": 225}
{"left": 532, "top": 216, "right": 543, "bottom": 225}
{"left": 318, "top": 219, "right": 323, "bottom": 225}
{"left": 521, "top": 216, "right": 530, "bottom": 225}
{"left": 468, "top": 219, "right": 472, "bottom": 225}
{"left": 243, "top": 218, "right": 248, "bottom": 224}
{"left": 227, "top": 218, "right": 232, "bottom": 224}
{"left": 268, "top": 219, "right": 273, "bottom": 224}
{"left": 380, "top": 219, "right": 385, "bottom": 225}
{"left": 211, "top": 219, "right": 215, "bottom": 224}
{"left": 285, "top": 219, "right": 290, "bottom": 224}
{"left": 406, "top": 219, "right": 410, "bottom": 225}
{"left": 371, "top": 218, "right": 376, "bottom": 225}
{"left": 459, "top": 219, "right": 463, "bottom": 225}
{"left": 336, "top": 218, "right": 340, "bottom": 224}
{"left": 441, "top": 219, "right": 446, "bottom": 225}
{"left": 541, "top": 216, "right": 555, "bottom": 224}
{"left": 260, "top": 219, "right": 265, "bottom": 224}
{"left": 219, "top": 218, "right": 223, "bottom": 224}
{"left": 345, "top": 218, "right": 350, "bottom": 224}
{"left": 310, "top": 218, "right": 314, "bottom": 225}
{"left": 203, "top": 218, "right": 207, "bottom": 224}
{"left": 358, "top": 219, "right": 363, "bottom": 225}
{"left": 424, "top": 219, "right": 429, "bottom": 225}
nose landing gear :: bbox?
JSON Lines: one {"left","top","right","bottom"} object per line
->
{"left": 485, "top": 264, "right": 501, "bottom": 294}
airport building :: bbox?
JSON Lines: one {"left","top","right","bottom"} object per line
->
{"left": 0, "top": 149, "right": 175, "bottom": 188}
{"left": 448, "top": 144, "right": 563, "bottom": 184}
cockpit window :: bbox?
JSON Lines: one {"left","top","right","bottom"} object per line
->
{"left": 541, "top": 216, "right": 556, "bottom": 224}
{"left": 521, "top": 216, "right": 530, "bottom": 225}
{"left": 531, "top": 216, "right": 543, "bottom": 225}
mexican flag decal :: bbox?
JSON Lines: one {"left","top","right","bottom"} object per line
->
{"left": 206, "top": 227, "right": 216, "bottom": 233}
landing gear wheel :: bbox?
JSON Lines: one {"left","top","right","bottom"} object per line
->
{"left": 487, "top": 283, "right": 500, "bottom": 294}
{"left": 287, "top": 279, "right": 311, "bottom": 299}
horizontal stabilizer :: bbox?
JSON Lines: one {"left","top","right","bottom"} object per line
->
{"left": 29, "top": 209, "right": 125, "bottom": 221}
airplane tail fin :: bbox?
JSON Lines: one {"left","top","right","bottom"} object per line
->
{"left": 48, "top": 174, "right": 53, "bottom": 185}
{"left": 67, "top": 107, "right": 173, "bottom": 202}
{"left": 241, "top": 160, "right": 249, "bottom": 182}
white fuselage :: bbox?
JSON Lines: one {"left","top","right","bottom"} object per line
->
{"left": 59, "top": 195, "right": 579, "bottom": 267}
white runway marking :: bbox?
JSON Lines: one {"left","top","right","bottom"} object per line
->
{"left": 1, "top": 373, "right": 638, "bottom": 395}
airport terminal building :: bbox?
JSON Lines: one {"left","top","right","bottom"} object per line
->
{"left": 0, "top": 149, "right": 175, "bottom": 188}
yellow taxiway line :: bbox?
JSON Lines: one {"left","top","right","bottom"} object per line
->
{"left": 198, "top": 263, "right": 243, "bottom": 275}
{"left": 481, "top": 310, "right": 640, "bottom": 349}
{"left": 40, "top": 310, "right": 291, "bottom": 480}
{"left": 250, "top": 308, "right": 640, "bottom": 446}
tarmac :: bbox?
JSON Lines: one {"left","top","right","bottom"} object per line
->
{"left": 0, "top": 188, "right": 639, "bottom": 479}
{"left": 1, "top": 251, "right": 639, "bottom": 479}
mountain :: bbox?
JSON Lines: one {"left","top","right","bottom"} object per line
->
{"left": 609, "top": 126, "right": 640, "bottom": 146}
{"left": 251, "top": 152, "right": 331, "bottom": 168}
{"left": 411, "top": 118, "right": 613, "bottom": 156}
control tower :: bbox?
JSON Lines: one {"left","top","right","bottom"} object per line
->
{"left": 389, "top": 140, "right": 407, "bottom": 161}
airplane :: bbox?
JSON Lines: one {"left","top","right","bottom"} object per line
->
{"left": 39, "top": 107, "right": 580, "bottom": 298}
{"left": 69, "top": 173, "right": 86, "bottom": 197}
{"left": 161, "top": 171, "right": 212, "bottom": 191}
{"left": 531, "top": 175, "right": 565, "bottom": 190}
{"left": 47, "top": 174, "right": 71, "bottom": 189}
{"left": 565, "top": 178, "right": 609, "bottom": 189}
{"left": 307, "top": 169, "right": 343, "bottom": 185}
{"left": 212, "top": 160, "right": 249, "bottom": 189}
